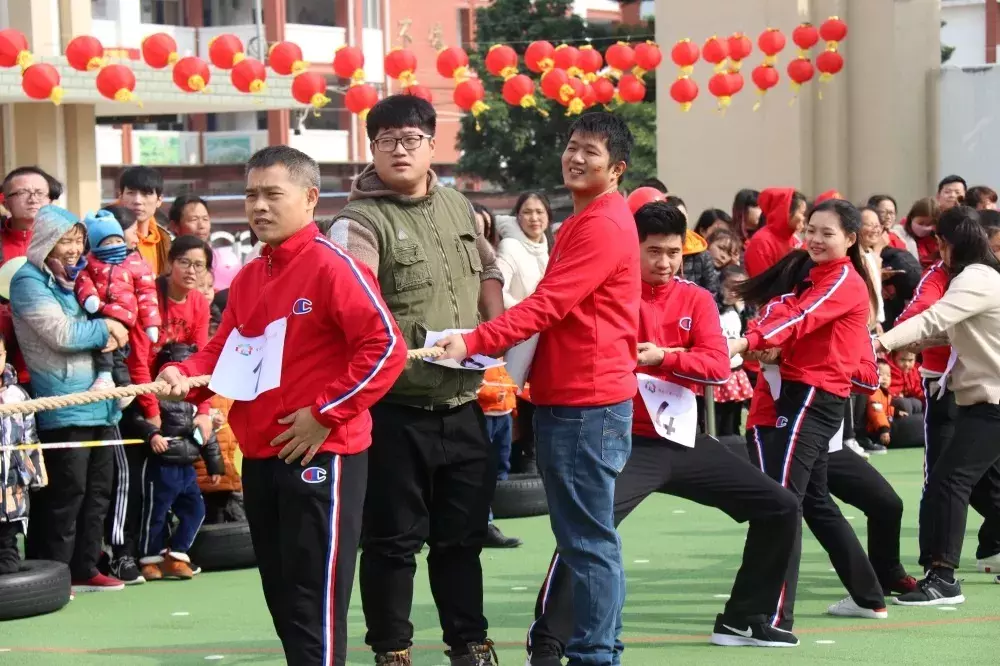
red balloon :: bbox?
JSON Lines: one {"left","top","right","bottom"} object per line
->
{"left": 66, "top": 36, "right": 104, "bottom": 72}
{"left": 208, "top": 33, "right": 244, "bottom": 70}
{"left": 617, "top": 74, "right": 646, "bottom": 103}
{"left": 485, "top": 44, "right": 518, "bottom": 79}
{"left": 334, "top": 45, "right": 365, "bottom": 81}
{"left": 524, "top": 40, "right": 555, "bottom": 73}
{"left": 592, "top": 77, "right": 616, "bottom": 104}
{"left": 605, "top": 42, "right": 635, "bottom": 73}
{"left": 345, "top": 83, "right": 379, "bottom": 118}
{"left": 384, "top": 48, "right": 418, "bottom": 85}
{"left": 627, "top": 187, "right": 666, "bottom": 215}
{"left": 792, "top": 23, "right": 820, "bottom": 52}
{"left": 292, "top": 71, "right": 330, "bottom": 108}
{"left": 173, "top": 56, "right": 211, "bottom": 92}
{"left": 142, "top": 32, "right": 179, "bottom": 69}
{"left": 97, "top": 63, "right": 137, "bottom": 102}
{"left": 22, "top": 63, "right": 62, "bottom": 104}
{"left": 269, "top": 41, "right": 306, "bottom": 76}
{"left": 402, "top": 84, "right": 433, "bottom": 103}
{"left": 231, "top": 57, "right": 267, "bottom": 93}
{"left": 669, "top": 77, "right": 699, "bottom": 111}
{"left": 502, "top": 74, "right": 536, "bottom": 108}
{"left": 436, "top": 46, "right": 469, "bottom": 79}
{"left": 0, "top": 29, "right": 31, "bottom": 69}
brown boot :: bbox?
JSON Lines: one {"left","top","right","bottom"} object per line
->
{"left": 160, "top": 551, "right": 194, "bottom": 580}
{"left": 446, "top": 640, "right": 498, "bottom": 665}
{"left": 374, "top": 649, "right": 412, "bottom": 665}
{"left": 139, "top": 555, "right": 164, "bottom": 581}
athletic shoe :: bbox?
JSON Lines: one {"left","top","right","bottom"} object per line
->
{"left": 843, "top": 438, "right": 870, "bottom": 459}
{"left": 827, "top": 597, "right": 888, "bottom": 618}
{"left": 141, "top": 563, "right": 163, "bottom": 581}
{"left": 994, "top": 575, "right": 999, "bottom": 584}
{"left": 110, "top": 555, "right": 145, "bottom": 585}
{"left": 860, "top": 440, "right": 888, "bottom": 455}
{"left": 72, "top": 573, "right": 125, "bottom": 593}
{"left": 709, "top": 614, "right": 799, "bottom": 647}
{"left": 375, "top": 649, "right": 412, "bottom": 665}
{"left": 884, "top": 575, "right": 918, "bottom": 596}
{"left": 977, "top": 553, "right": 1000, "bottom": 573}
{"left": 484, "top": 523, "right": 523, "bottom": 548}
{"left": 893, "top": 572, "right": 965, "bottom": 606}
{"left": 160, "top": 552, "right": 194, "bottom": 580}
{"left": 524, "top": 647, "right": 563, "bottom": 665}
{"left": 447, "top": 639, "right": 498, "bottom": 665}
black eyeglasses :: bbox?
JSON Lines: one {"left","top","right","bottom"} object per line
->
{"left": 371, "top": 135, "right": 432, "bottom": 153}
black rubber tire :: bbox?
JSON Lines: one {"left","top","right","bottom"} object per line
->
{"left": 890, "top": 415, "right": 925, "bottom": 449}
{"left": 492, "top": 475, "right": 548, "bottom": 519}
{"left": 188, "top": 522, "right": 256, "bottom": 571}
{"left": 0, "top": 560, "right": 71, "bottom": 621}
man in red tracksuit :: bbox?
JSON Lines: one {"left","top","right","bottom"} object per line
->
{"left": 523, "top": 202, "right": 801, "bottom": 661}
{"left": 436, "top": 112, "right": 640, "bottom": 666}
{"left": 157, "top": 146, "right": 406, "bottom": 666}
{"left": 742, "top": 188, "right": 807, "bottom": 278}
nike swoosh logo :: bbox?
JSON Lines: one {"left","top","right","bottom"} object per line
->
{"left": 722, "top": 624, "right": 753, "bottom": 638}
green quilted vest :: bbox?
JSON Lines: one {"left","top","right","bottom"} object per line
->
{"left": 337, "top": 186, "right": 484, "bottom": 408}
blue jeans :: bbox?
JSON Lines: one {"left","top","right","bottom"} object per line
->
{"left": 485, "top": 414, "right": 513, "bottom": 481}
{"left": 534, "top": 400, "right": 632, "bottom": 666}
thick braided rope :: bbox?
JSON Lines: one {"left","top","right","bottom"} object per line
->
{"left": 0, "top": 350, "right": 446, "bottom": 417}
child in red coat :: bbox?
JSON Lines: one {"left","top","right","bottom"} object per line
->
{"left": 888, "top": 350, "right": 924, "bottom": 416}
{"left": 75, "top": 210, "right": 161, "bottom": 393}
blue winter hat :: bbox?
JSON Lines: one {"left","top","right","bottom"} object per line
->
{"left": 84, "top": 209, "right": 125, "bottom": 249}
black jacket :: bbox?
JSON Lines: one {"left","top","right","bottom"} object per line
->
{"left": 683, "top": 250, "right": 722, "bottom": 307}
{"left": 880, "top": 247, "right": 922, "bottom": 329}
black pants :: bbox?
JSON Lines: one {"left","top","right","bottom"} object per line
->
{"left": 749, "top": 381, "right": 884, "bottom": 631}
{"left": 919, "top": 403, "right": 1000, "bottom": 569}
{"left": 715, "top": 401, "right": 744, "bottom": 436}
{"left": 827, "top": 448, "right": 907, "bottom": 588}
{"left": 922, "top": 378, "right": 957, "bottom": 489}
{"left": 360, "top": 400, "right": 496, "bottom": 654}
{"left": 527, "top": 435, "right": 798, "bottom": 655}
{"left": 243, "top": 451, "right": 366, "bottom": 666}
{"left": 0, "top": 521, "right": 20, "bottom": 574}
{"left": 94, "top": 345, "right": 132, "bottom": 386}
{"left": 105, "top": 443, "right": 148, "bottom": 559}
{"left": 24, "top": 426, "right": 116, "bottom": 580}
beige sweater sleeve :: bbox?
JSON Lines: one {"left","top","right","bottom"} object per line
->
{"left": 880, "top": 264, "right": 997, "bottom": 350}
{"left": 327, "top": 218, "right": 380, "bottom": 273}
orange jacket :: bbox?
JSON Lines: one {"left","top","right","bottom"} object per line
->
{"left": 866, "top": 388, "right": 894, "bottom": 435}
{"left": 195, "top": 395, "right": 243, "bottom": 493}
{"left": 477, "top": 366, "right": 517, "bottom": 415}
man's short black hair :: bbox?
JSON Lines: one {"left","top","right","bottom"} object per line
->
{"left": 119, "top": 166, "right": 164, "bottom": 197}
{"left": 101, "top": 204, "right": 137, "bottom": 231}
{"left": 978, "top": 208, "right": 1000, "bottom": 231}
{"left": 246, "top": 145, "right": 321, "bottom": 189}
{"left": 635, "top": 202, "right": 686, "bottom": 242}
{"left": 2, "top": 166, "right": 63, "bottom": 200}
{"left": 665, "top": 194, "right": 686, "bottom": 210}
{"left": 169, "top": 194, "right": 210, "bottom": 224}
{"left": 365, "top": 94, "right": 436, "bottom": 141}
{"left": 937, "top": 174, "right": 967, "bottom": 194}
{"left": 638, "top": 178, "right": 667, "bottom": 194}
{"left": 567, "top": 111, "right": 633, "bottom": 167}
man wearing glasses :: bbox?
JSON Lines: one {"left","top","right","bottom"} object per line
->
{"left": 329, "top": 95, "right": 504, "bottom": 666}
{"left": 1, "top": 166, "right": 62, "bottom": 266}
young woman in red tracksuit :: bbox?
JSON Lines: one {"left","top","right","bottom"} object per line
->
{"left": 730, "top": 198, "right": 888, "bottom": 629}
{"left": 524, "top": 202, "right": 801, "bottom": 665}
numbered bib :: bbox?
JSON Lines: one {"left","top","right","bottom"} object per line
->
{"left": 636, "top": 374, "right": 698, "bottom": 448}
{"left": 209, "top": 318, "right": 287, "bottom": 401}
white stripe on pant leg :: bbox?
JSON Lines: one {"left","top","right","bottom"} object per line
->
{"left": 752, "top": 427, "right": 766, "bottom": 474}
{"left": 322, "top": 455, "right": 343, "bottom": 666}
{"left": 526, "top": 553, "right": 561, "bottom": 648}
{"left": 141, "top": 479, "right": 155, "bottom": 557}
{"left": 112, "top": 445, "right": 129, "bottom": 546}
{"left": 922, "top": 378, "right": 932, "bottom": 491}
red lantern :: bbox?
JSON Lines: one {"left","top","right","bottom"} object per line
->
{"left": 580, "top": 83, "right": 598, "bottom": 109}
{"left": 142, "top": 32, "right": 179, "bottom": 69}
{"left": 787, "top": 56, "right": 815, "bottom": 95}
{"left": 96, "top": 63, "right": 137, "bottom": 103}
{"left": 605, "top": 42, "right": 635, "bottom": 76}
{"left": 819, "top": 17, "right": 848, "bottom": 47}
{"left": 560, "top": 77, "right": 586, "bottom": 114}
{"left": 384, "top": 47, "right": 418, "bottom": 86}
{"left": 66, "top": 36, "right": 105, "bottom": 72}
{"left": 627, "top": 187, "right": 666, "bottom": 214}
{"left": 345, "top": 83, "right": 379, "bottom": 120}
{"left": 334, "top": 45, "right": 365, "bottom": 82}
{"left": 454, "top": 78, "right": 489, "bottom": 128}
{"left": 727, "top": 71, "right": 745, "bottom": 95}
{"left": 269, "top": 41, "right": 306, "bottom": 76}
{"left": 485, "top": 44, "right": 518, "bottom": 80}
{"left": 436, "top": 45, "right": 469, "bottom": 80}
{"left": 292, "top": 71, "right": 330, "bottom": 109}
{"left": 21, "top": 63, "right": 62, "bottom": 104}
{"left": 792, "top": 23, "right": 819, "bottom": 56}
{"left": 577, "top": 45, "right": 603, "bottom": 81}
{"left": 726, "top": 33, "right": 752, "bottom": 71}
{"left": 617, "top": 74, "right": 646, "bottom": 104}
{"left": 173, "top": 56, "right": 210, "bottom": 92}
{"left": 208, "top": 33, "right": 244, "bottom": 70}
{"left": 670, "top": 39, "right": 699, "bottom": 75}
{"left": 0, "top": 29, "right": 31, "bottom": 70}
{"left": 524, "top": 40, "right": 555, "bottom": 73}
{"left": 669, "top": 76, "right": 699, "bottom": 112}
{"left": 592, "top": 76, "right": 616, "bottom": 105}
{"left": 751, "top": 64, "right": 779, "bottom": 110}
{"left": 817, "top": 50, "right": 844, "bottom": 85}
{"left": 552, "top": 44, "right": 581, "bottom": 77}
{"left": 702, "top": 36, "right": 729, "bottom": 72}
{"left": 757, "top": 28, "right": 786, "bottom": 66}
{"left": 502, "top": 74, "right": 538, "bottom": 109}
{"left": 231, "top": 57, "right": 266, "bottom": 93}
{"left": 403, "top": 84, "right": 433, "bottom": 103}
{"left": 708, "top": 71, "right": 735, "bottom": 110}
{"left": 633, "top": 41, "right": 662, "bottom": 78}
{"left": 540, "top": 67, "right": 572, "bottom": 102}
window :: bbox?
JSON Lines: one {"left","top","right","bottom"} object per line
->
{"left": 363, "top": 0, "right": 380, "bottom": 30}
{"left": 141, "top": 0, "right": 184, "bottom": 26}
{"left": 287, "top": 0, "right": 337, "bottom": 27}
{"left": 457, "top": 8, "right": 472, "bottom": 46}
{"left": 91, "top": 0, "right": 111, "bottom": 20}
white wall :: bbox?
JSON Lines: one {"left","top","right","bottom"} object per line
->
{"left": 572, "top": 0, "right": 621, "bottom": 18}
{"left": 938, "top": 64, "right": 1000, "bottom": 187}
{"left": 941, "top": 1, "right": 987, "bottom": 67}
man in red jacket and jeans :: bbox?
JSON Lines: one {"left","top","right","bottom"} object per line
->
{"left": 156, "top": 146, "right": 406, "bottom": 666}
{"left": 436, "top": 113, "right": 640, "bottom": 666}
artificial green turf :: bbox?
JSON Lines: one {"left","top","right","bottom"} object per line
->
{"left": 3, "top": 448, "right": 998, "bottom": 665}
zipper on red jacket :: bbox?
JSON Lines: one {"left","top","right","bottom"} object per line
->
{"left": 266, "top": 253, "right": 273, "bottom": 276}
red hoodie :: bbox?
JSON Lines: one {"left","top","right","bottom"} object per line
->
{"left": 743, "top": 188, "right": 800, "bottom": 278}
{"left": 632, "top": 278, "right": 730, "bottom": 439}
{"left": 464, "top": 191, "right": 640, "bottom": 407}
{"left": 894, "top": 260, "right": 950, "bottom": 375}
{"left": 889, "top": 357, "right": 925, "bottom": 401}
{"left": 744, "top": 257, "right": 879, "bottom": 398}
{"left": 173, "top": 223, "right": 406, "bottom": 459}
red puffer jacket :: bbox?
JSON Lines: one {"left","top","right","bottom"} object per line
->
{"left": 74, "top": 251, "right": 162, "bottom": 330}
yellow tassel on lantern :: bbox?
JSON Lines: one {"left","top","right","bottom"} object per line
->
{"left": 717, "top": 95, "right": 731, "bottom": 113}
{"left": 17, "top": 50, "right": 33, "bottom": 73}
{"left": 114, "top": 88, "right": 133, "bottom": 103}
{"left": 753, "top": 89, "right": 766, "bottom": 112}
{"left": 565, "top": 98, "right": 584, "bottom": 116}
{"left": 311, "top": 92, "right": 331, "bottom": 109}
{"left": 501, "top": 66, "right": 518, "bottom": 81}
{"left": 763, "top": 55, "right": 777, "bottom": 67}
{"left": 87, "top": 56, "right": 105, "bottom": 71}
{"left": 559, "top": 83, "right": 575, "bottom": 103}
{"left": 250, "top": 79, "right": 266, "bottom": 93}
{"left": 233, "top": 52, "right": 246, "bottom": 65}
{"left": 291, "top": 60, "right": 307, "bottom": 75}
{"left": 351, "top": 68, "right": 365, "bottom": 84}
{"left": 679, "top": 102, "right": 692, "bottom": 112}
{"left": 49, "top": 86, "right": 64, "bottom": 106}
{"left": 399, "top": 70, "right": 416, "bottom": 87}
{"left": 188, "top": 75, "right": 206, "bottom": 92}
{"left": 452, "top": 65, "right": 469, "bottom": 83}
{"left": 538, "top": 57, "right": 554, "bottom": 72}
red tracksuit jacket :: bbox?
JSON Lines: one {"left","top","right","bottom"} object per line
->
{"left": 889, "top": 359, "right": 925, "bottom": 401}
{"left": 632, "top": 278, "right": 730, "bottom": 439}
{"left": 743, "top": 188, "right": 800, "bottom": 279}
{"left": 174, "top": 223, "right": 406, "bottom": 459}
{"left": 894, "top": 260, "right": 950, "bottom": 375}
{"left": 464, "top": 191, "right": 641, "bottom": 407}
{"left": 744, "top": 257, "right": 879, "bottom": 399}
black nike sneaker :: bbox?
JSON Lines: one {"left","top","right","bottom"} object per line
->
{"left": 893, "top": 572, "right": 965, "bottom": 606}
{"left": 710, "top": 614, "right": 799, "bottom": 647}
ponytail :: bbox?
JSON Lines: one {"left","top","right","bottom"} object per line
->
{"left": 847, "top": 239, "right": 880, "bottom": 327}
{"left": 736, "top": 249, "right": 813, "bottom": 306}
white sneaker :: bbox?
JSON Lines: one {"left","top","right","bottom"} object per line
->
{"left": 844, "top": 438, "right": 870, "bottom": 459}
{"left": 977, "top": 553, "right": 1000, "bottom": 573}
{"left": 827, "top": 597, "right": 888, "bottom": 619}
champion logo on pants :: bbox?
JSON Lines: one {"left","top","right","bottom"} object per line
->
{"left": 302, "top": 467, "right": 328, "bottom": 484}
